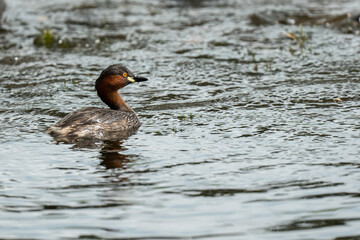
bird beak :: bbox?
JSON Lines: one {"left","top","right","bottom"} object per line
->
{"left": 134, "top": 76, "right": 148, "bottom": 82}
{"left": 127, "top": 76, "right": 148, "bottom": 83}
{"left": 127, "top": 76, "right": 136, "bottom": 83}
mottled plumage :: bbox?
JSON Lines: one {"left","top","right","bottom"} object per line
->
{"left": 47, "top": 107, "right": 140, "bottom": 141}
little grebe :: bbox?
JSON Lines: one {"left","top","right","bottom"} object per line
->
{"left": 47, "top": 64, "right": 148, "bottom": 142}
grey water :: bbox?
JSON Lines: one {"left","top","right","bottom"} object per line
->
{"left": 0, "top": 0, "right": 360, "bottom": 239}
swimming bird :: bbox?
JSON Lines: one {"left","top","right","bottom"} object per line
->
{"left": 47, "top": 64, "right": 148, "bottom": 142}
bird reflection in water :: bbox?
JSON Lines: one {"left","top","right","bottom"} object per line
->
{"left": 98, "top": 140, "right": 134, "bottom": 169}
{"left": 66, "top": 139, "right": 136, "bottom": 169}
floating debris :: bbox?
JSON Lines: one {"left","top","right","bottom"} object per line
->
{"left": 33, "top": 29, "right": 102, "bottom": 49}
{"left": 284, "top": 24, "right": 311, "bottom": 55}
{"left": 33, "top": 29, "right": 72, "bottom": 48}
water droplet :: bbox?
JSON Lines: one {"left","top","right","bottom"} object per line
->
{"left": 85, "top": 44, "right": 90, "bottom": 48}
{"left": 14, "top": 57, "right": 18, "bottom": 61}
{"left": 95, "top": 39, "right": 100, "bottom": 44}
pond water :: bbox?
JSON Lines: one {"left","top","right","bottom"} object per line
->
{"left": 0, "top": 0, "right": 360, "bottom": 239}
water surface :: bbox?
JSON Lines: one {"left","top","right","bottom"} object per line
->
{"left": 0, "top": 0, "right": 360, "bottom": 239}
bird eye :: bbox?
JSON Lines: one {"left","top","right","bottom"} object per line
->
{"left": 123, "top": 73, "right": 127, "bottom": 77}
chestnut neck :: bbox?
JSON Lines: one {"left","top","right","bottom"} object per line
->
{"left": 96, "top": 86, "right": 134, "bottom": 113}
{"left": 100, "top": 90, "right": 134, "bottom": 112}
